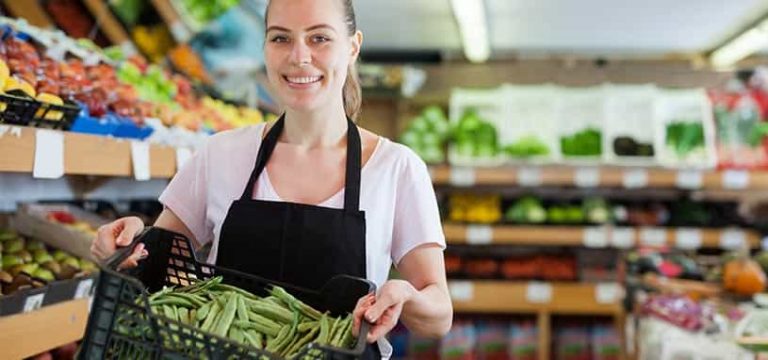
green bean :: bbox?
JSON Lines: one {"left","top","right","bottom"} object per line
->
{"left": 178, "top": 308, "right": 190, "bottom": 325}
{"left": 211, "top": 283, "right": 260, "bottom": 300}
{"left": 327, "top": 316, "right": 342, "bottom": 344}
{"left": 317, "top": 314, "right": 330, "bottom": 345}
{"left": 269, "top": 286, "right": 322, "bottom": 320}
{"left": 200, "top": 301, "right": 221, "bottom": 332}
{"left": 214, "top": 294, "right": 238, "bottom": 337}
{"left": 234, "top": 318, "right": 280, "bottom": 337}
{"left": 236, "top": 295, "right": 249, "bottom": 323}
{"left": 285, "top": 324, "right": 320, "bottom": 358}
{"left": 243, "top": 330, "right": 262, "bottom": 349}
{"left": 332, "top": 315, "right": 352, "bottom": 347}
{"left": 266, "top": 325, "right": 289, "bottom": 352}
{"left": 196, "top": 302, "right": 211, "bottom": 321}
{"left": 247, "top": 300, "right": 294, "bottom": 324}
{"left": 297, "top": 321, "right": 318, "bottom": 333}
{"left": 229, "top": 327, "right": 245, "bottom": 344}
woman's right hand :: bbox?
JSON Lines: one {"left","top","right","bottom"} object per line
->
{"left": 90, "top": 216, "right": 148, "bottom": 269}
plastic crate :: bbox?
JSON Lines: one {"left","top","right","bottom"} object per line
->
{"left": 0, "top": 91, "right": 40, "bottom": 126}
{"left": 78, "top": 227, "right": 375, "bottom": 360}
{"left": 28, "top": 99, "right": 81, "bottom": 131}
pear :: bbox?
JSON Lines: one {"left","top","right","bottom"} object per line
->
{"left": 59, "top": 264, "right": 78, "bottom": 280}
{"left": 10, "top": 263, "right": 38, "bottom": 277}
{"left": 62, "top": 257, "right": 81, "bottom": 270}
{"left": 5, "top": 238, "right": 24, "bottom": 253}
{"left": 16, "top": 249, "right": 32, "bottom": 263}
{"left": 79, "top": 259, "right": 98, "bottom": 273}
{"left": 0, "top": 270, "right": 12, "bottom": 283}
{"left": 5, "top": 273, "right": 32, "bottom": 293}
{"left": 26, "top": 240, "right": 45, "bottom": 251}
{"left": 33, "top": 249, "right": 53, "bottom": 264}
{"left": 0, "top": 229, "right": 16, "bottom": 242}
{"left": 2, "top": 254, "right": 23, "bottom": 270}
{"left": 32, "top": 268, "right": 55, "bottom": 282}
{"left": 52, "top": 250, "right": 69, "bottom": 263}
{"left": 42, "top": 260, "right": 61, "bottom": 276}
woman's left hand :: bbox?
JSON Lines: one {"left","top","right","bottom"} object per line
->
{"left": 353, "top": 279, "right": 416, "bottom": 343}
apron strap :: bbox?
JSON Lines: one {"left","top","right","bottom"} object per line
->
{"left": 240, "top": 114, "right": 363, "bottom": 214}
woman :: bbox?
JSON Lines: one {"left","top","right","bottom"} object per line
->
{"left": 90, "top": 0, "right": 452, "bottom": 358}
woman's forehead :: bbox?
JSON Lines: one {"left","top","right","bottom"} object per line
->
{"left": 267, "top": 0, "right": 345, "bottom": 30}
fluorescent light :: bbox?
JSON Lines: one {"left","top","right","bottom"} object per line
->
{"left": 450, "top": 0, "right": 491, "bottom": 63}
{"left": 711, "top": 17, "right": 768, "bottom": 69}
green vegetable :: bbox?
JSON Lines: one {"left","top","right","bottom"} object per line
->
{"left": 504, "top": 136, "right": 550, "bottom": 158}
{"left": 505, "top": 196, "right": 546, "bottom": 224}
{"left": 561, "top": 128, "right": 602, "bottom": 156}
{"left": 665, "top": 121, "right": 705, "bottom": 156}
{"left": 452, "top": 109, "right": 499, "bottom": 158}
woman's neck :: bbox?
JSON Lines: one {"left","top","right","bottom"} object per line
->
{"left": 281, "top": 106, "right": 348, "bottom": 148}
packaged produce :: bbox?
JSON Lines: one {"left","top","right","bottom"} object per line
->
{"left": 556, "top": 87, "right": 606, "bottom": 163}
{"left": 640, "top": 294, "right": 712, "bottom": 331}
{"left": 449, "top": 193, "right": 502, "bottom": 224}
{"left": 590, "top": 324, "right": 621, "bottom": 360}
{"left": 710, "top": 77, "right": 768, "bottom": 169}
{"left": 508, "top": 320, "right": 537, "bottom": 360}
{"left": 449, "top": 87, "right": 504, "bottom": 166}
{"left": 654, "top": 88, "right": 717, "bottom": 168}
{"left": 554, "top": 324, "right": 590, "bottom": 360}
{"left": 399, "top": 105, "right": 451, "bottom": 164}
{"left": 502, "top": 84, "right": 559, "bottom": 163}
{"left": 603, "top": 84, "right": 658, "bottom": 165}
{"left": 439, "top": 320, "right": 476, "bottom": 360}
{"left": 474, "top": 321, "right": 508, "bottom": 360}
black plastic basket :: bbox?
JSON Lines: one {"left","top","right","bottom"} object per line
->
{"left": 28, "top": 99, "right": 80, "bottom": 131}
{"left": 0, "top": 91, "right": 41, "bottom": 126}
{"left": 78, "top": 227, "right": 375, "bottom": 360}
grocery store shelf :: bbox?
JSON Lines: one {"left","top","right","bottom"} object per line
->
{"left": 0, "top": 126, "right": 177, "bottom": 178}
{"left": 444, "top": 223, "right": 762, "bottom": 249}
{"left": 429, "top": 165, "right": 768, "bottom": 190}
{"left": 449, "top": 280, "right": 624, "bottom": 315}
{"left": 1, "top": 0, "right": 54, "bottom": 28}
{"left": 0, "top": 298, "right": 89, "bottom": 359}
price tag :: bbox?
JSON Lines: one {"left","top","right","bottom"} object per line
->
{"left": 574, "top": 167, "right": 600, "bottom": 188}
{"left": 517, "top": 167, "right": 542, "bottom": 187}
{"left": 75, "top": 279, "right": 94, "bottom": 299}
{"left": 448, "top": 281, "right": 474, "bottom": 301}
{"left": 675, "top": 228, "right": 702, "bottom": 250}
{"left": 23, "top": 293, "right": 45, "bottom": 313}
{"left": 176, "top": 148, "right": 193, "bottom": 170}
{"left": 640, "top": 227, "right": 667, "bottom": 247}
{"left": 720, "top": 229, "right": 747, "bottom": 250}
{"left": 622, "top": 169, "right": 648, "bottom": 189}
{"left": 169, "top": 21, "right": 192, "bottom": 43}
{"left": 466, "top": 225, "right": 493, "bottom": 245}
{"left": 583, "top": 227, "right": 608, "bottom": 248}
{"left": 723, "top": 170, "right": 750, "bottom": 189}
{"left": 131, "top": 141, "right": 151, "bottom": 181}
{"left": 610, "top": 228, "right": 635, "bottom": 249}
{"left": 526, "top": 282, "right": 552, "bottom": 304}
{"left": 595, "top": 283, "right": 622, "bottom": 304}
{"left": 676, "top": 170, "right": 703, "bottom": 189}
{"left": 450, "top": 167, "right": 475, "bottom": 187}
{"left": 33, "top": 129, "right": 65, "bottom": 179}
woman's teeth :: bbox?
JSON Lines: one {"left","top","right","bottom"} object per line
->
{"left": 286, "top": 76, "right": 321, "bottom": 84}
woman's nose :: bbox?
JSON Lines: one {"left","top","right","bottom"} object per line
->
{"left": 289, "top": 41, "right": 312, "bottom": 66}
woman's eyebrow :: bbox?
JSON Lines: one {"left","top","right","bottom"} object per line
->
{"left": 266, "top": 24, "right": 337, "bottom": 33}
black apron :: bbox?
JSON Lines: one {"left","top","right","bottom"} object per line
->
{"left": 217, "top": 115, "right": 381, "bottom": 359}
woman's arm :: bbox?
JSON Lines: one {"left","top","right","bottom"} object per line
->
{"left": 355, "top": 244, "right": 452, "bottom": 342}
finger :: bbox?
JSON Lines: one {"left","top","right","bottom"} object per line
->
{"left": 366, "top": 308, "right": 398, "bottom": 343}
{"left": 352, "top": 294, "right": 375, "bottom": 336}
{"left": 365, "top": 293, "right": 397, "bottom": 323}
{"left": 117, "top": 244, "right": 147, "bottom": 270}
{"left": 115, "top": 217, "right": 145, "bottom": 246}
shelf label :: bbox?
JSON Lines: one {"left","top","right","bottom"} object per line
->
{"left": 595, "top": 282, "right": 622, "bottom": 304}
{"left": 448, "top": 281, "right": 474, "bottom": 302}
{"left": 75, "top": 279, "right": 94, "bottom": 299}
{"left": 622, "top": 169, "right": 648, "bottom": 189}
{"left": 517, "top": 167, "right": 542, "bottom": 187}
{"left": 526, "top": 282, "right": 552, "bottom": 304}
{"left": 23, "top": 293, "right": 45, "bottom": 313}
{"left": 583, "top": 227, "right": 608, "bottom": 248}
{"left": 574, "top": 167, "right": 600, "bottom": 188}
{"left": 720, "top": 229, "right": 747, "bottom": 250}
{"left": 130, "top": 141, "right": 151, "bottom": 181}
{"left": 466, "top": 225, "right": 493, "bottom": 245}
{"left": 639, "top": 227, "right": 667, "bottom": 247}
{"left": 450, "top": 167, "right": 475, "bottom": 187}
{"left": 676, "top": 170, "right": 703, "bottom": 189}
{"left": 33, "top": 129, "right": 65, "bottom": 179}
{"left": 610, "top": 228, "right": 635, "bottom": 249}
{"left": 722, "top": 170, "right": 750, "bottom": 189}
{"left": 176, "top": 147, "right": 193, "bottom": 170}
{"left": 675, "top": 228, "right": 702, "bottom": 250}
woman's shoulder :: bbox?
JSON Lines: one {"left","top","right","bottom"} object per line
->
{"left": 204, "top": 122, "right": 268, "bottom": 152}
{"left": 363, "top": 130, "right": 427, "bottom": 173}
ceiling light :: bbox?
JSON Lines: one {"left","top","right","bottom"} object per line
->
{"left": 450, "top": 0, "right": 491, "bottom": 63}
{"left": 710, "top": 17, "right": 768, "bottom": 69}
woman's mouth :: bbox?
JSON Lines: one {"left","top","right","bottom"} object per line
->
{"left": 283, "top": 75, "right": 323, "bottom": 86}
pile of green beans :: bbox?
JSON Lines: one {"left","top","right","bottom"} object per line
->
{"left": 147, "top": 276, "right": 356, "bottom": 358}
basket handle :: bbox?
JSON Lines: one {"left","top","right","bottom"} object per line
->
{"left": 104, "top": 226, "right": 152, "bottom": 270}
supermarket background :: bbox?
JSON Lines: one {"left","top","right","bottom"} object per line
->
{"left": 2, "top": 0, "right": 768, "bottom": 359}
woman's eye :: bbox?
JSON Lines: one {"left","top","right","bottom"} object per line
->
{"left": 271, "top": 35, "right": 289, "bottom": 43}
{"left": 311, "top": 35, "right": 330, "bottom": 43}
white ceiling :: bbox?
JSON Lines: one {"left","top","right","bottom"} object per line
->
{"left": 355, "top": 0, "right": 768, "bottom": 57}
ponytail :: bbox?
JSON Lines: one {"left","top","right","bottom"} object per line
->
{"left": 343, "top": 64, "right": 362, "bottom": 121}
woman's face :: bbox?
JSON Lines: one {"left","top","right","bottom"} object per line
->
{"left": 265, "top": 0, "right": 360, "bottom": 114}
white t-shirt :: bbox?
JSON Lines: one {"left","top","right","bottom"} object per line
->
{"left": 159, "top": 122, "right": 446, "bottom": 289}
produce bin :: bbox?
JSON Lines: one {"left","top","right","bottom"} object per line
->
{"left": 79, "top": 227, "right": 375, "bottom": 360}
{"left": 0, "top": 273, "right": 96, "bottom": 316}
{"left": 0, "top": 91, "right": 41, "bottom": 126}
{"left": 603, "top": 84, "right": 659, "bottom": 166}
{"left": 555, "top": 86, "right": 607, "bottom": 164}
{"left": 502, "top": 84, "right": 560, "bottom": 164}
{"left": 28, "top": 98, "right": 81, "bottom": 131}
{"left": 654, "top": 88, "right": 717, "bottom": 169}
{"left": 448, "top": 87, "right": 506, "bottom": 167}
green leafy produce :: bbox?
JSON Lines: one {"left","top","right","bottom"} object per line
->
{"left": 560, "top": 128, "right": 602, "bottom": 156}
{"left": 452, "top": 109, "right": 499, "bottom": 158}
{"left": 181, "top": 0, "right": 241, "bottom": 25}
{"left": 613, "top": 136, "right": 654, "bottom": 157}
{"left": 141, "top": 276, "right": 358, "bottom": 358}
{"left": 399, "top": 106, "right": 450, "bottom": 163}
{"left": 748, "top": 123, "right": 768, "bottom": 147}
{"left": 117, "top": 63, "right": 178, "bottom": 106}
{"left": 504, "top": 136, "right": 550, "bottom": 158}
{"left": 505, "top": 196, "right": 546, "bottom": 224}
{"left": 665, "top": 121, "right": 705, "bottom": 156}
{"left": 583, "top": 197, "right": 611, "bottom": 224}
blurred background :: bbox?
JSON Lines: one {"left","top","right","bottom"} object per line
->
{"left": 3, "top": 1, "right": 768, "bottom": 359}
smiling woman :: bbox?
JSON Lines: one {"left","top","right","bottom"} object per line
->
{"left": 91, "top": 0, "right": 452, "bottom": 359}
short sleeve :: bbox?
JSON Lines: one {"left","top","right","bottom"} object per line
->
{"left": 158, "top": 141, "right": 214, "bottom": 245}
{"left": 391, "top": 149, "right": 446, "bottom": 265}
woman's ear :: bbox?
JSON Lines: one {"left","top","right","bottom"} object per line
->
{"left": 350, "top": 30, "right": 363, "bottom": 61}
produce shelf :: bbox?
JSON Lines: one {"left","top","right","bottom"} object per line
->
{"left": 0, "top": 125, "right": 177, "bottom": 178}
{"left": 429, "top": 165, "right": 768, "bottom": 190}
{"left": 0, "top": 298, "right": 89, "bottom": 359}
{"left": 444, "top": 223, "right": 762, "bottom": 249}
{"left": 449, "top": 280, "right": 624, "bottom": 315}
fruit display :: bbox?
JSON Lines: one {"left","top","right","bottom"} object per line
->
{"left": 399, "top": 106, "right": 450, "bottom": 164}
{"left": 448, "top": 193, "right": 502, "bottom": 224}
{"left": 136, "top": 276, "right": 357, "bottom": 357}
{"left": 446, "top": 251, "right": 580, "bottom": 281}
{"left": 452, "top": 109, "right": 499, "bottom": 159}
{"left": 560, "top": 128, "right": 602, "bottom": 157}
{"left": 0, "top": 228, "right": 96, "bottom": 297}
{"left": 46, "top": 210, "right": 98, "bottom": 237}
